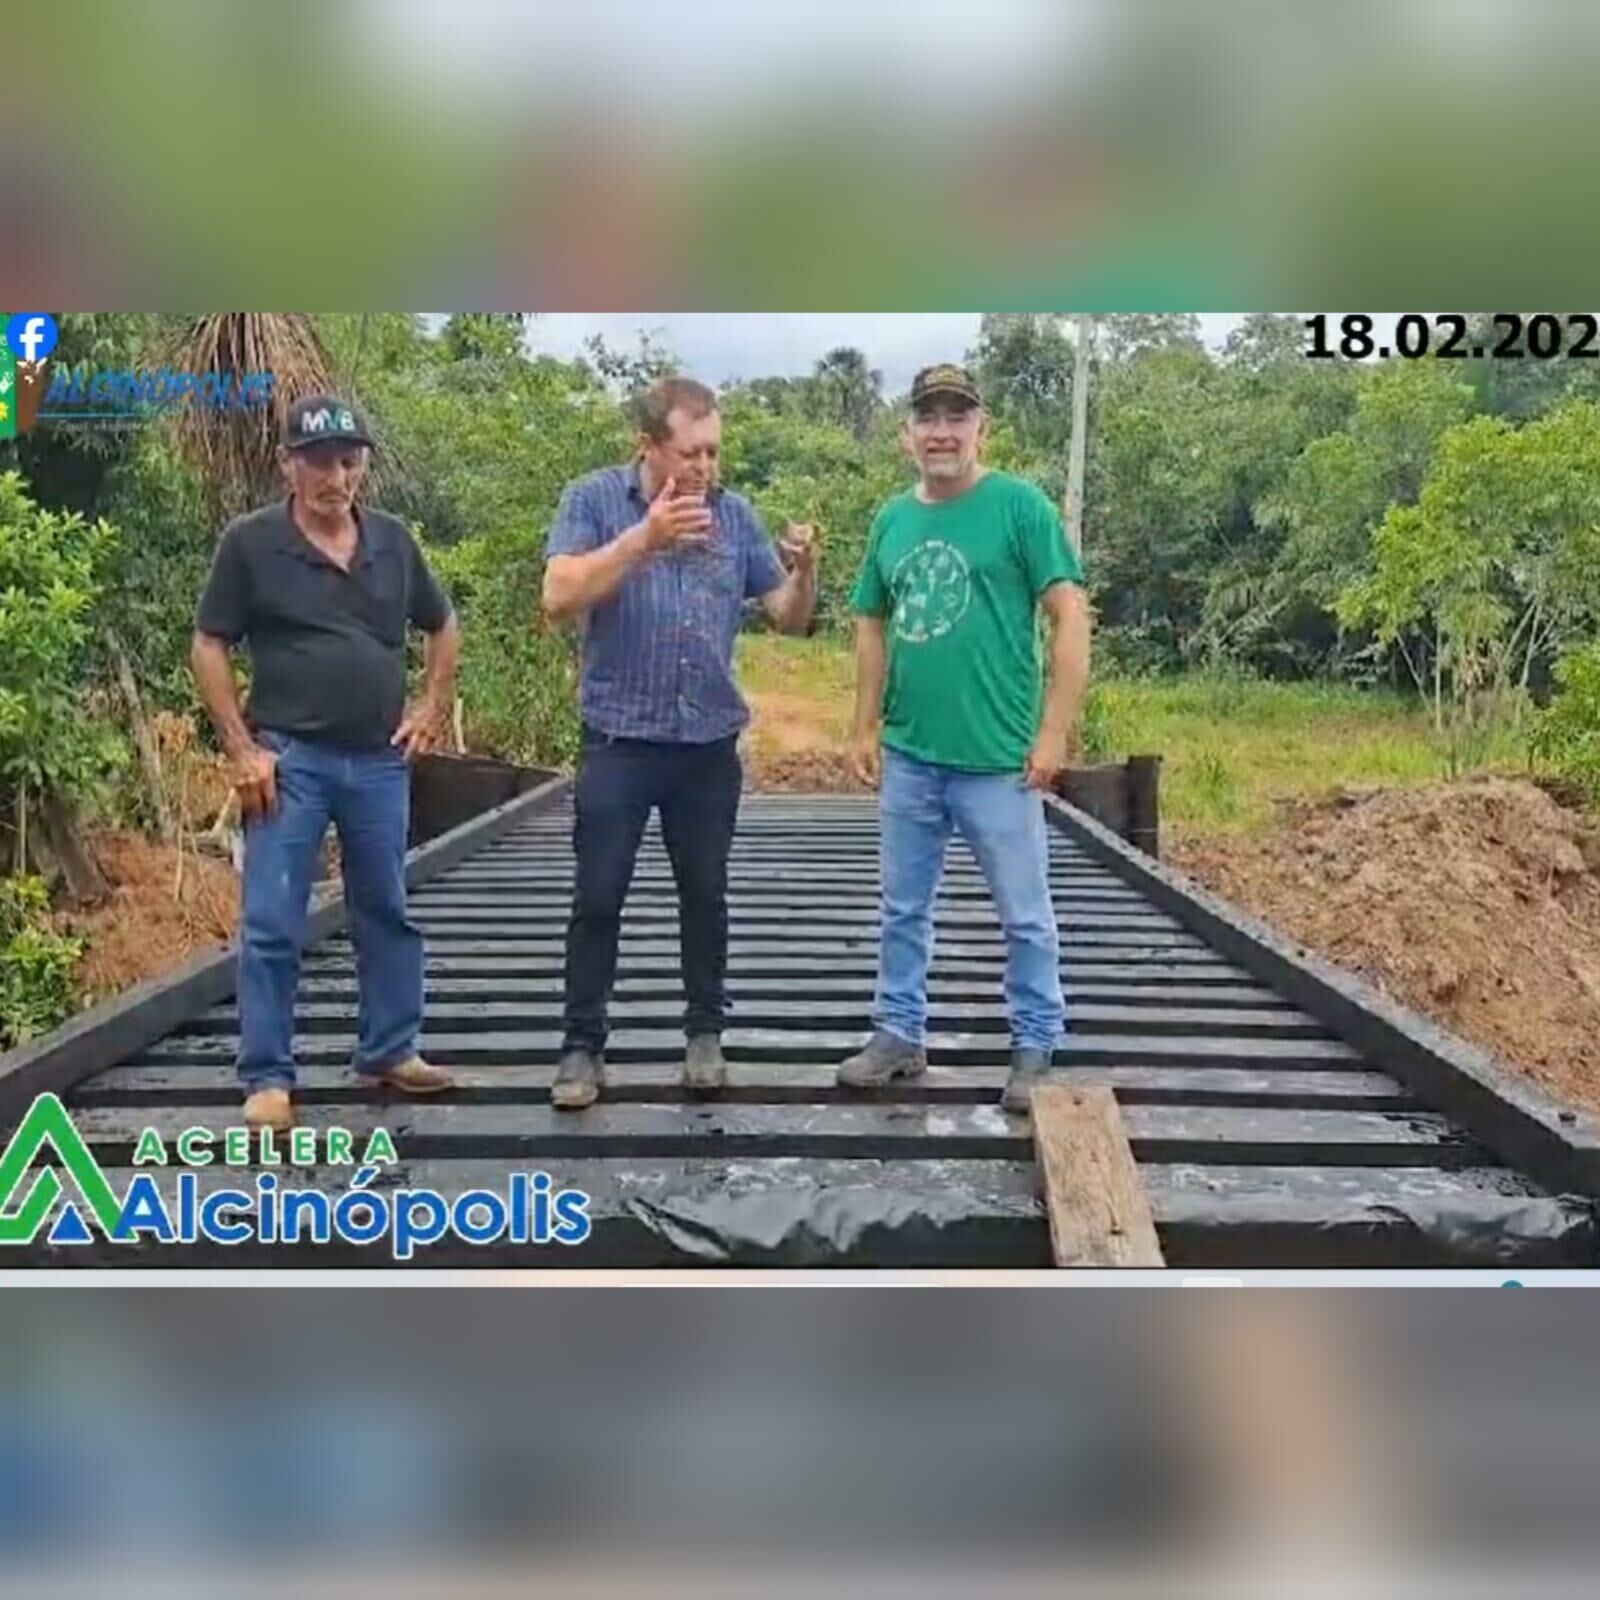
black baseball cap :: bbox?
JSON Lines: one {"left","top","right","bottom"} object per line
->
{"left": 283, "top": 393, "right": 374, "bottom": 451}
{"left": 909, "top": 363, "right": 982, "bottom": 409}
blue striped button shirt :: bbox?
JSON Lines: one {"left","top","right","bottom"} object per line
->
{"left": 547, "top": 463, "right": 786, "bottom": 744}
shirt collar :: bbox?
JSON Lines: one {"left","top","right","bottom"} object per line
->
{"left": 278, "top": 496, "right": 375, "bottom": 568}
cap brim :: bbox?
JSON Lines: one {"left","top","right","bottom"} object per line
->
{"left": 286, "top": 432, "right": 375, "bottom": 451}
{"left": 911, "top": 388, "right": 981, "bottom": 407}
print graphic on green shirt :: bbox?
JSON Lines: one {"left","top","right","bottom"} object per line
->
{"left": 850, "top": 471, "right": 1084, "bottom": 772}
{"left": 890, "top": 539, "right": 973, "bottom": 643}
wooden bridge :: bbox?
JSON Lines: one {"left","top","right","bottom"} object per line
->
{"left": 4, "top": 779, "right": 1599, "bottom": 1267}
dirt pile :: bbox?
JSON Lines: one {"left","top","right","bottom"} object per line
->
{"left": 1170, "top": 778, "right": 1600, "bottom": 1114}
{"left": 742, "top": 689, "right": 866, "bottom": 791}
{"left": 57, "top": 831, "right": 239, "bottom": 1004}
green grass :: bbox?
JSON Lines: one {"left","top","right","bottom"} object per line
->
{"left": 1084, "top": 672, "right": 1527, "bottom": 833}
{"left": 737, "top": 631, "right": 857, "bottom": 703}
{"left": 736, "top": 635, "right": 1532, "bottom": 834}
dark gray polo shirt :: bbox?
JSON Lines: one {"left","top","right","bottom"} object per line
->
{"left": 196, "top": 497, "right": 452, "bottom": 749}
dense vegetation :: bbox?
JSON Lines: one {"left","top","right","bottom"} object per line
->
{"left": 3, "top": 310, "right": 1600, "bottom": 1041}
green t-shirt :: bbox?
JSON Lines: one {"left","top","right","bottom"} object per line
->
{"left": 849, "top": 471, "right": 1084, "bottom": 772}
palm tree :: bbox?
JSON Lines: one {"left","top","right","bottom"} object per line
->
{"left": 165, "top": 313, "right": 337, "bottom": 517}
{"left": 811, "top": 346, "right": 883, "bottom": 442}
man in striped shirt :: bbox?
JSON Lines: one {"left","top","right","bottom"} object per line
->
{"left": 542, "top": 376, "right": 818, "bottom": 1108}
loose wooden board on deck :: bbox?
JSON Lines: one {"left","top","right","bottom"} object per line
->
{"left": 1032, "top": 1084, "right": 1166, "bottom": 1267}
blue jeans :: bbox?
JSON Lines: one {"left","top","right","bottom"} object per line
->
{"left": 875, "top": 746, "right": 1065, "bottom": 1053}
{"left": 237, "top": 730, "right": 422, "bottom": 1089}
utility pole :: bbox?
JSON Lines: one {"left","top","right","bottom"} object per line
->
{"left": 1064, "top": 312, "right": 1093, "bottom": 562}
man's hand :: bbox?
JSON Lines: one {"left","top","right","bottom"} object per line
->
{"left": 392, "top": 697, "right": 444, "bottom": 762}
{"left": 850, "top": 732, "right": 881, "bottom": 788}
{"left": 1023, "top": 729, "right": 1070, "bottom": 793}
{"left": 642, "top": 475, "right": 713, "bottom": 554}
{"left": 779, "top": 522, "right": 818, "bottom": 574}
{"left": 231, "top": 742, "right": 278, "bottom": 821}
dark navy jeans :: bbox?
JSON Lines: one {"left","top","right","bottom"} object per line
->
{"left": 236, "top": 729, "right": 422, "bottom": 1089}
{"left": 562, "top": 724, "right": 742, "bottom": 1052}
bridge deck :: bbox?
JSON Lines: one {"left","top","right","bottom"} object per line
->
{"left": 25, "top": 789, "right": 1597, "bottom": 1267}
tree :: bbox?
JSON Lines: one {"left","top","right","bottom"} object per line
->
{"left": 1338, "top": 399, "right": 1600, "bottom": 746}
{"left": 1460, "top": 313, "right": 1600, "bottom": 421}
{"left": 583, "top": 332, "right": 679, "bottom": 398}
{"left": 0, "top": 472, "right": 120, "bottom": 892}
{"left": 0, "top": 874, "right": 82, "bottom": 1047}
{"left": 717, "top": 388, "right": 907, "bottom": 627}
{"left": 1531, "top": 639, "right": 1600, "bottom": 804}
{"left": 165, "top": 313, "right": 336, "bottom": 518}
{"left": 1222, "top": 313, "right": 1310, "bottom": 371}
{"left": 1253, "top": 360, "right": 1476, "bottom": 678}
{"left": 969, "top": 313, "right": 1075, "bottom": 459}
{"left": 442, "top": 313, "right": 526, "bottom": 364}
{"left": 809, "top": 347, "right": 883, "bottom": 443}
{"left": 1085, "top": 344, "right": 1240, "bottom": 662}
{"left": 724, "top": 375, "right": 814, "bottom": 418}
{"left": 1099, "top": 313, "right": 1204, "bottom": 364}
{"left": 3, "top": 313, "right": 173, "bottom": 522}
{"left": 386, "top": 339, "right": 631, "bottom": 764}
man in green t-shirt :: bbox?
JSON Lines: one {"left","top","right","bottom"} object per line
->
{"left": 839, "top": 363, "right": 1090, "bottom": 1113}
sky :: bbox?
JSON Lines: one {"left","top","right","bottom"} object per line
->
{"left": 520, "top": 312, "right": 1251, "bottom": 392}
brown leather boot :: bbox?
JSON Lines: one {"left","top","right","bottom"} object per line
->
{"left": 367, "top": 1056, "right": 455, "bottom": 1094}
{"left": 242, "top": 1085, "right": 295, "bottom": 1133}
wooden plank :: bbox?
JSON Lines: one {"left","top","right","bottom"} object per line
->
{"left": 299, "top": 954, "right": 1255, "bottom": 984}
{"left": 63, "top": 1098, "right": 1475, "bottom": 1166}
{"left": 285, "top": 975, "right": 1294, "bottom": 1008}
{"left": 187, "top": 999, "right": 1329, "bottom": 1040}
{"left": 339, "top": 929, "right": 1211, "bottom": 952}
{"left": 77, "top": 1062, "right": 1415, "bottom": 1110}
{"left": 417, "top": 867, "right": 1135, "bottom": 884}
{"left": 136, "top": 1028, "right": 1369, "bottom": 1070}
{"left": 440, "top": 865, "right": 1116, "bottom": 881}
{"left": 403, "top": 905, "right": 1187, "bottom": 932}
{"left": 1032, "top": 1085, "right": 1165, "bottom": 1267}
{"left": 407, "top": 890, "right": 1155, "bottom": 911}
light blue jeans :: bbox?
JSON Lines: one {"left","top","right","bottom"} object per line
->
{"left": 874, "top": 746, "right": 1065, "bottom": 1053}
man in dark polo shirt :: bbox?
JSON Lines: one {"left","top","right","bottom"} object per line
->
{"left": 191, "top": 394, "right": 461, "bottom": 1133}
{"left": 541, "top": 375, "right": 818, "bottom": 1109}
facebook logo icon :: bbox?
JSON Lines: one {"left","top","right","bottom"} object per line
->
{"left": 7, "top": 314, "right": 59, "bottom": 363}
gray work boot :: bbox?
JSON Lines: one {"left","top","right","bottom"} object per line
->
{"left": 836, "top": 1029, "right": 928, "bottom": 1088}
{"left": 551, "top": 1047, "right": 605, "bottom": 1111}
{"left": 684, "top": 1034, "right": 728, "bottom": 1097}
{"left": 1001, "top": 1048, "right": 1055, "bottom": 1114}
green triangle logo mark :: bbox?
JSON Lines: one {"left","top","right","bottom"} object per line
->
{"left": 0, "top": 1093, "right": 125, "bottom": 1245}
